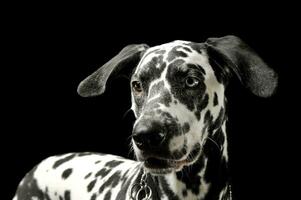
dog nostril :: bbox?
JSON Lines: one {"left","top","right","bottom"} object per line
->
{"left": 132, "top": 134, "right": 144, "bottom": 148}
{"left": 148, "top": 132, "right": 165, "bottom": 147}
{"left": 132, "top": 125, "right": 148, "bottom": 147}
{"left": 132, "top": 125, "right": 165, "bottom": 150}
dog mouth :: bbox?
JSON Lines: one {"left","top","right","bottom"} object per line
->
{"left": 143, "top": 144, "right": 201, "bottom": 175}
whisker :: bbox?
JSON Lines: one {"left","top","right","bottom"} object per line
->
{"left": 127, "top": 135, "right": 135, "bottom": 159}
{"left": 122, "top": 108, "right": 133, "bottom": 120}
{"left": 206, "top": 136, "right": 222, "bottom": 152}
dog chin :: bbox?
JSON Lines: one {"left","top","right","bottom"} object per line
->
{"left": 142, "top": 144, "right": 202, "bottom": 175}
{"left": 143, "top": 157, "right": 191, "bottom": 176}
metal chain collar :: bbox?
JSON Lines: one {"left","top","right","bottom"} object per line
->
{"left": 228, "top": 184, "right": 233, "bottom": 200}
{"left": 129, "top": 171, "right": 232, "bottom": 200}
{"left": 130, "top": 171, "right": 152, "bottom": 200}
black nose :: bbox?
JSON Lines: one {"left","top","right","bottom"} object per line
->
{"left": 132, "top": 123, "right": 165, "bottom": 150}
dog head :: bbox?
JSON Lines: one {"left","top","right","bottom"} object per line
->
{"left": 78, "top": 36, "right": 278, "bottom": 175}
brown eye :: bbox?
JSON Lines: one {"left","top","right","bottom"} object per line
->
{"left": 132, "top": 81, "right": 143, "bottom": 93}
{"left": 185, "top": 77, "right": 200, "bottom": 88}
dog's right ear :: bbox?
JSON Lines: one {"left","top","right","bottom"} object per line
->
{"left": 205, "top": 35, "right": 278, "bottom": 97}
{"left": 77, "top": 44, "right": 149, "bottom": 97}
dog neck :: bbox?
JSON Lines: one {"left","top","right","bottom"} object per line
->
{"left": 148, "top": 122, "right": 230, "bottom": 200}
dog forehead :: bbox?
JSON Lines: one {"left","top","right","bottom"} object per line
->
{"left": 134, "top": 40, "right": 207, "bottom": 75}
{"left": 145, "top": 40, "right": 191, "bottom": 55}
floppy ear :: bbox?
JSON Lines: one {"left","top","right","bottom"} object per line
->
{"left": 77, "top": 44, "right": 149, "bottom": 97}
{"left": 205, "top": 35, "right": 278, "bottom": 97}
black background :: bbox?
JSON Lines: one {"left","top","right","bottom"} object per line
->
{"left": 4, "top": 2, "right": 298, "bottom": 200}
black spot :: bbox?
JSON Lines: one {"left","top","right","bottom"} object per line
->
{"left": 161, "top": 110, "right": 176, "bottom": 121}
{"left": 15, "top": 166, "right": 46, "bottom": 200}
{"left": 183, "top": 47, "right": 192, "bottom": 52}
{"left": 105, "top": 160, "right": 123, "bottom": 168}
{"left": 156, "top": 109, "right": 162, "bottom": 114}
{"left": 62, "top": 168, "right": 73, "bottom": 179}
{"left": 90, "top": 193, "right": 97, "bottom": 200}
{"left": 155, "top": 50, "right": 166, "bottom": 54}
{"left": 167, "top": 46, "right": 188, "bottom": 62}
{"left": 87, "top": 179, "right": 97, "bottom": 192}
{"left": 98, "top": 171, "right": 121, "bottom": 193}
{"left": 118, "top": 170, "right": 141, "bottom": 198}
{"left": 203, "top": 107, "right": 226, "bottom": 135}
{"left": 85, "top": 172, "right": 92, "bottom": 179}
{"left": 195, "top": 111, "right": 201, "bottom": 121}
{"left": 172, "top": 144, "right": 187, "bottom": 159}
{"left": 59, "top": 196, "right": 63, "bottom": 200}
{"left": 198, "top": 94, "right": 209, "bottom": 111}
{"left": 104, "top": 191, "right": 112, "bottom": 200}
{"left": 161, "top": 113, "right": 182, "bottom": 138}
{"left": 208, "top": 107, "right": 225, "bottom": 134}
{"left": 95, "top": 168, "right": 111, "bottom": 178}
{"left": 174, "top": 100, "right": 178, "bottom": 104}
{"left": 158, "top": 176, "right": 180, "bottom": 200}
{"left": 95, "top": 160, "right": 101, "bottom": 164}
{"left": 213, "top": 92, "right": 219, "bottom": 106}
{"left": 64, "top": 190, "right": 71, "bottom": 200}
{"left": 194, "top": 94, "right": 209, "bottom": 120}
{"left": 53, "top": 154, "right": 76, "bottom": 169}
{"left": 138, "top": 55, "right": 165, "bottom": 84}
{"left": 161, "top": 90, "right": 172, "bottom": 107}
{"left": 116, "top": 170, "right": 137, "bottom": 199}
{"left": 204, "top": 110, "right": 213, "bottom": 125}
{"left": 45, "top": 187, "right": 51, "bottom": 200}
{"left": 120, "top": 169, "right": 130, "bottom": 183}
{"left": 77, "top": 152, "right": 93, "bottom": 157}
{"left": 142, "top": 105, "right": 161, "bottom": 117}
{"left": 182, "top": 123, "right": 190, "bottom": 133}
{"left": 182, "top": 189, "right": 188, "bottom": 197}
{"left": 176, "top": 154, "right": 205, "bottom": 195}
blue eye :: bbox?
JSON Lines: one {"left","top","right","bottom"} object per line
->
{"left": 185, "top": 77, "right": 200, "bottom": 88}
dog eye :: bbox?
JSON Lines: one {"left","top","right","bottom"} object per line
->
{"left": 185, "top": 77, "right": 200, "bottom": 88}
{"left": 132, "top": 81, "right": 143, "bottom": 93}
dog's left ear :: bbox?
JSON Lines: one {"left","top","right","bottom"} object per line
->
{"left": 77, "top": 44, "right": 149, "bottom": 97}
{"left": 205, "top": 35, "right": 278, "bottom": 97}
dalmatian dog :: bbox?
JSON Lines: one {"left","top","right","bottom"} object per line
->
{"left": 13, "top": 35, "right": 278, "bottom": 200}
